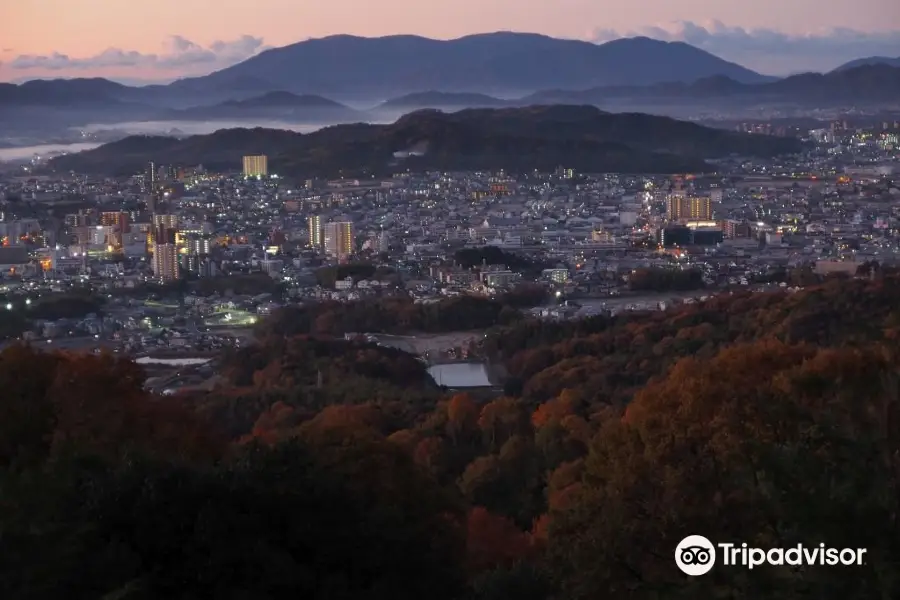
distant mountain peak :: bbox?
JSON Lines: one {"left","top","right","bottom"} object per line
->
{"left": 833, "top": 55, "right": 900, "bottom": 72}
{"left": 604, "top": 36, "right": 666, "bottom": 45}
{"left": 521, "top": 63, "right": 900, "bottom": 104}
{"left": 161, "top": 90, "right": 356, "bottom": 123}
{"left": 196, "top": 31, "right": 770, "bottom": 96}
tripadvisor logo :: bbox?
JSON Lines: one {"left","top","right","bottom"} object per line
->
{"left": 676, "top": 535, "right": 716, "bottom": 576}
{"left": 675, "top": 535, "right": 867, "bottom": 576}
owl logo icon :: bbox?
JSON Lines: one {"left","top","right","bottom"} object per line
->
{"left": 675, "top": 535, "right": 716, "bottom": 576}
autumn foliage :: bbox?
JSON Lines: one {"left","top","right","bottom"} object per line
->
{"left": 6, "top": 275, "right": 900, "bottom": 598}
{"left": 465, "top": 507, "right": 536, "bottom": 572}
{"left": 0, "top": 344, "right": 221, "bottom": 468}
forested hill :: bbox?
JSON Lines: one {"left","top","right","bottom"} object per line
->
{"left": 2, "top": 272, "right": 900, "bottom": 598}
{"left": 48, "top": 105, "right": 801, "bottom": 177}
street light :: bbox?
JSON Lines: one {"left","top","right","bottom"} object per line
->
{"left": 25, "top": 298, "right": 31, "bottom": 306}
{"left": 4, "top": 303, "right": 11, "bottom": 310}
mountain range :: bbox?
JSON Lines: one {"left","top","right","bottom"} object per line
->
{"left": 519, "top": 64, "right": 900, "bottom": 107}
{"left": 47, "top": 105, "right": 802, "bottom": 178}
{"left": 3, "top": 62, "right": 896, "bottom": 129}
{"left": 2, "top": 33, "right": 897, "bottom": 144}
{"left": 1, "top": 33, "right": 770, "bottom": 109}
{"left": 175, "top": 33, "right": 772, "bottom": 96}
{"left": 833, "top": 56, "right": 900, "bottom": 71}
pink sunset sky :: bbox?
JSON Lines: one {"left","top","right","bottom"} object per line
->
{"left": 1, "top": 0, "right": 898, "bottom": 82}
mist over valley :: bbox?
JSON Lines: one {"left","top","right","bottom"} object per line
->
{"left": 3, "top": 32, "right": 898, "bottom": 157}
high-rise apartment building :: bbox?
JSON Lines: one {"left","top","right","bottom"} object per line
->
{"left": 152, "top": 242, "right": 179, "bottom": 281}
{"left": 308, "top": 215, "right": 323, "bottom": 248}
{"left": 145, "top": 161, "right": 158, "bottom": 192}
{"left": 242, "top": 155, "right": 268, "bottom": 178}
{"left": 100, "top": 211, "right": 130, "bottom": 250}
{"left": 180, "top": 234, "right": 213, "bottom": 276}
{"left": 323, "top": 221, "right": 353, "bottom": 260}
{"left": 666, "top": 196, "right": 712, "bottom": 221}
{"left": 151, "top": 213, "right": 181, "bottom": 280}
{"left": 152, "top": 214, "right": 178, "bottom": 229}
{"left": 100, "top": 211, "right": 129, "bottom": 230}
{"left": 148, "top": 214, "right": 178, "bottom": 253}
{"left": 175, "top": 222, "right": 208, "bottom": 254}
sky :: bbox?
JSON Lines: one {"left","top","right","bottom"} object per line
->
{"left": 0, "top": 0, "right": 898, "bottom": 83}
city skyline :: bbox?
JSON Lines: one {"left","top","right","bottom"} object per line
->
{"left": 1, "top": 0, "right": 898, "bottom": 82}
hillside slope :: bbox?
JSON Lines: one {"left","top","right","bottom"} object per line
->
{"left": 49, "top": 105, "right": 801, "bottom": 177}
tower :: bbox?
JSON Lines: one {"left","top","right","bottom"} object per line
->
{"left": 308, "top": 215, "right": 323, "bottom": 249}
{"left": 323, "top": 221, "right": 353, "bottom": 260}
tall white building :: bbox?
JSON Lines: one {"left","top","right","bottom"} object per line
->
{"left": 152, "top": 243, "right": 179, "bottom": 281}
{"left": 308, "top": 215, "right": 323, "bottom": 248}
{"left": 323, "top": 221, "right": 353, "bottom": 260}
{"left": 242, "top": 155, "right": 268, "bottom": 178}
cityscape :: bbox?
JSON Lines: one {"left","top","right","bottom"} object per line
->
{"left": 1, "top": 3, "right": 900, "bottom": 598}
{"left": 1, "top": 121, "right": 896, "bottom": 365}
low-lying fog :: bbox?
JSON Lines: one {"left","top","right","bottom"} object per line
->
{"left": 0, "top": 142, "right": 103, "bottom": 162}
{"left": 77, "top": 119, "right": 357, "bottom": 136}
{"left": 0, "top": 118, "right": 396, "bottom": 163}
{"left": 0, "top": 106, "right": 711, "bottom": 164}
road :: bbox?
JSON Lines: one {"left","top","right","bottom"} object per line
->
{"left": 0, "top": 336, "right": 119, "bottom": 352}
{"left": 575, "top": 291, "right": 709, "bottom": 311}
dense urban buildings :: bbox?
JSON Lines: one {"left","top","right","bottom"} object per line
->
{"left": 0, "top": 122, "right": 896, "bottom": 330}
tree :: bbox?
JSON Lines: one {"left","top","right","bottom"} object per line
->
{"left": 414, "top": 436, "right": 446, "bottom": 477}
{"left": 465, "top": 507, "right": 534, "bottom": 573}
{"left": 301, "top": 404, "right": 386, "bottom": 440}
{"left": 546, "top": 459, "right": 584, "bottom": 497}
{"left": 0, "top": 346, "right": 220, "bottom": 467}
{"left": 447, "top": 394, "right": 479, "bottom": 446}
{"left": 0, "top": 437, "right": 467, "bottom": 600}
{"left": 386, "top": 429, "right": 420, "bottom": 453}
{"left": 0, "top": 344, "right": 61, "bottom": 469}
{"left": 247, "top": 401, "right": 300, "bottom": 445}
{"left": 478, "top": 397, "right": 529, "bottom": 451}
{"left": 531, "top": 391, "right": 578, "bottom": 429}
{"left": 459, "top": 456, "right": 505, "bottom": 507}
{"left": 549, "top": 340, "right": 900, "bottom": 599}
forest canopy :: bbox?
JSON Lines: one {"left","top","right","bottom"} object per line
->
{"left": 3, "top": 274, "right": 900, "bottom": 598}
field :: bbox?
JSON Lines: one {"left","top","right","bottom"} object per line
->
{"left": 368, "top": 331, "right": 484, "bottom": 356}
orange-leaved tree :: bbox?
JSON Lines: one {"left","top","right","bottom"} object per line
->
{"left": 550, "top": 339, "right": 900, "bottom": 600}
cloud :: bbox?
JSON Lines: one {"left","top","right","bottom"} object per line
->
{"left": 591, "top": 21, "right": 900, "bottom": 74}
{"left": 8, "top": 35, "right": 266, "bottom": 73}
